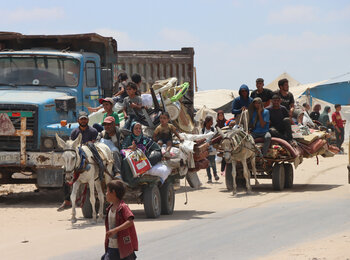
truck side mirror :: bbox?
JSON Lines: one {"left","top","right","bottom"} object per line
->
{"left": 101, "top": 68, "right": 113, "bottom": 97}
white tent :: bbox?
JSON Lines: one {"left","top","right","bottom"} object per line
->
{"left": 265, "top": 72, "right": 301, "bottom": 91}
{"left": 194, "top": 89, "right": 238, "bottom": 111}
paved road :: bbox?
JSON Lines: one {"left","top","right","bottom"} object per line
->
{"left": 52, "top": 194, "right": 350, "bottom": 260}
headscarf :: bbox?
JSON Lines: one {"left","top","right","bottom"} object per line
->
{"left": 215, "top": 110, "right": 226, "bottom": 128}
{"left": 248, "top": 97, "right": 263, "bottom": 130}
{"left": 319, "top": 106, "right": 331, "bottom": 126}
{"left": 131, "top": 122, "right": 143, "bottom": 143}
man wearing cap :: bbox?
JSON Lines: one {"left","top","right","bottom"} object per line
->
{"left": 267, "top": 95, "right": 293, "bottom": 142}
{"left": 58, "top": 111, "right": 99, "bottom": 211}
{"left": 98, "top": 116, "right": 123, "bottom": 176}
{"left": 93, "top": 97, "right": 120, "bottom": 132}
{"left": 71, "top": 111, "right": 98, "bottom": 144}
{"left": 250, "top": 78, "right": 274, "bottom": 107}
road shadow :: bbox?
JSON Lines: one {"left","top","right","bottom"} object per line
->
{"left": 133, "top": 209, "right": 215, "bottom": 221}
{"left": 175, "top": 185, "right": 210, "bottom": 195}
{"left": 65, "top": 217, "right": 105, "bottom": 230}
{"left": 218, "top": 183, "right": 342, "bottom": 197}
{"left": 0, "top": 188, "right": 63, "bottom": 208}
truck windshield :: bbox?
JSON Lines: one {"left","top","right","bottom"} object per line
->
{"left": 0, "top": 56, "right": 80, "bottom": 87}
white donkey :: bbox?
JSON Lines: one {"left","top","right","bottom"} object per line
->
{"left": 56, "top": 133, "right": 114, "bottom": 223}
{"left": 218, "top": 127, "right": 259, "bottom": 196}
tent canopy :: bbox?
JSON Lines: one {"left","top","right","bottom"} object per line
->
{"left": 194, "top": 89, "right": 237, "bottom": 113}
{"left": 265, "top": 72, "right": 301, "bottom": 91}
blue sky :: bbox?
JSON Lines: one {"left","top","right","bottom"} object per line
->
{"left": 2, "top": 0, "right": 350, "bottom": 90}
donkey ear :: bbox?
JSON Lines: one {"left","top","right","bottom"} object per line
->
{"left": 56, "top": 133, "right": 66, "bottom": 149}
{"left": 72, "top": 133, "right": 82, "bottom": 148}
{"left": 216, "top": 127, "right": 224, "bottom": 138}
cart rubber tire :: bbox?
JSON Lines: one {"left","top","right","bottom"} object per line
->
{"left": 143, "top": 185, "right": 161, "bottom": 218}
{"left": 272, "top": 164, "right": 285, "bottom": 191}
{"left": 284, "top": 163, "right": 294, "bottom": 188}
{"left": 81, "top": 187, "right": 106, "bottom": 218}
{"left": 82, "top": 188, "right": 93, "bottom": 219}
{"left": 225, "top": 163, "right": 233, "bottom": 191}
{"left": 160, "top": 181, "right": 175, "bottom": 215}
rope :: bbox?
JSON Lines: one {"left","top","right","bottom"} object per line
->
{"left": 184, "top": 177, "right": 188, "bottom": 205}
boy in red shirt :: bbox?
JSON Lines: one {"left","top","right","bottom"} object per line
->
{"left": 103, "top": 180, "right": 138, "bottom": 260}
{"left": 332, "top": 104, "right": 346, "bottom": 153}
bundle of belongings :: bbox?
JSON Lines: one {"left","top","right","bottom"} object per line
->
{"left": 291, "top": 125, "right": 339, "bottom": 158}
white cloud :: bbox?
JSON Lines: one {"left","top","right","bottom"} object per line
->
{"left": 326, "top": 5, "right": 350, "bottom": 22}
{"left": 268, "top": 5, "right": 318, "bottom": 24}
{"left": 95, "top": 28, "right": 144, "bottom": 50}
{"left": 158, "top": 28, "right": 198, "bottom": 48}
{"left": 0, "top": 7, "right": 65, "bottom": 23}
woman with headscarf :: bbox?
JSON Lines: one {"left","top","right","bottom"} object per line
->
{"left": 215, "top": 110, "right": 227, "bottom": 129}
{"left": 319, "top": 106, "right": 333, "bottom": 129}
{"left": 122, "top": 122, "right": 161, "bottom": 166}
{"left": 248, "top": 97, "right": 271, "bottom": 157}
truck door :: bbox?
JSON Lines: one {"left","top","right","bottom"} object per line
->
{"left": 82, "top": 60, "right": 100, "bottom": 111}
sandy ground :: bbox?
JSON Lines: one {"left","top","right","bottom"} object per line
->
{"left": 1, "top": 146, "right": 349, "bottom": 259}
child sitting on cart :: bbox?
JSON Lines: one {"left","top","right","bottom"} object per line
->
{"left": 153, "top": 112, "right": 183, "bottom": 157}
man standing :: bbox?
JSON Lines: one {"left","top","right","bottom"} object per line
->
{"left": 332, "top": 104, "right": 346, "bottom": 153}
{"left": 57, "top": 111, "right": 98, "bottom": 211}
{"left": 232, "top": 84, "right": 253, "bottom": 125}
{"left": 267, "top": 95, "right": 293, "bottom": 142}
{"left": 250, "top": 78, "right": 273, "bottom": 107}
{"left": 273, "top": 78, "right": 295, "bottom": 111}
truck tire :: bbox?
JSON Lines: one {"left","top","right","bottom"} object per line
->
{"left": 186, "top": 171, "right": 201, "bottom": 189}
{"left": 272, "top": 164, "right": 285, "bottom": 191}
{"left": 225, "top": 163, "right": 233, "bottom": 191}
{"left": 143, "top": 185, "right": 161, "bottom": 218}
{"left": 160, "top": 181, "right": 175, "bottom": 215}
{"left": 284, "top": 163, "right": 294, "bottom": 188}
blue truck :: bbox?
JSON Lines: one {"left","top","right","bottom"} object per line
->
{"left": 0, "top": 32, "right": 195, "bottom": 189}
{"left": 0, "top": 33, "right": 117, "bottom": 188}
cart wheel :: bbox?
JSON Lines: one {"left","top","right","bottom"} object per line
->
{"left": 160, "top": 181, "right": 175, "bottom": 215}
{"left": 81, "top": 187, "right": 105, "bottom": 218}
{"left": 143, "top": 185, "right": 161, "bottom": 218}
{"left": 225, "top": 163, "right": 233, "bottom": 191}
{"left": 82, "top": 187, "right": 93, "bottom": 218}
{"left": 284, "top": 163, "right": 294, "bottom": 188}
{"left": 272, "top": 164, "right": 285, "bottom": 191}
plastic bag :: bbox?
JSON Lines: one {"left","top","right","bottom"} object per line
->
{"left": 147, "top": 163, "right": 172, "bottom": 183}
{"left": 122, "top": 148, "right": 151, "bottom": 177}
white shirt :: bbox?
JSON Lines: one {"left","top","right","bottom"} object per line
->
{"left": 108, "top": 209, "right": 118, "bottom": 248}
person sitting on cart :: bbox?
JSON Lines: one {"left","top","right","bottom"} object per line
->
{"left": 92, "top": 97, "right": 120, "bottom": 132}
{"left": 248, "top": 97, "right": 271, "bottom": 157}
{"left": 153, "top": 112, "right": 184, "bottom": 157}
{"left": 97, "top": 116, "right": 123, "bottom": 177}
{"left": 122, "top": 122, "right": 162, "bottom": 166}
{"left": 267, "top": 94, "right": 294, "bottom": 144}
{"left": 123, "top": 82, "right": 143, "bottom": 130}
{"left": 232, "top": 84, "right": 253, "bottom": 125}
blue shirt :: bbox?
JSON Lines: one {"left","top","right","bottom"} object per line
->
{"left": 251, "top": 109, "right": 270, "bottom": 134}
{"left": 71, "top": 126, "right": 98, "bottom": 144}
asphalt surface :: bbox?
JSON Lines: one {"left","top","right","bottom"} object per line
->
{"left": 51, "top": 196, "right": 350, "bottom": 260}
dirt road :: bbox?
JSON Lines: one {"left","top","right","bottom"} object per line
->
{"left": 0, "top": 150, "right": 349, "bottom": 259}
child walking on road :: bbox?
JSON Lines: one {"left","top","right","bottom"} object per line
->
{"left": 202, "top": 116, "right": 219, "bottom": 183}
{"left": 102, "top": 180, "right": 138, "bottom": 260}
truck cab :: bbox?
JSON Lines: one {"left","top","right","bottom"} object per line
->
{"left": 0, "top": 33, "right": 116, "bottom": 187}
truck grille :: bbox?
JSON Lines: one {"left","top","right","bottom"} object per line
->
{"left": 0, "top": 104, "right": 38, "bottom": 151}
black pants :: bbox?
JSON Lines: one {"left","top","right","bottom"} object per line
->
{"left": 269, "top": 118, "right": 293, "bottom": 141}
{"left": 335, "top": 127, "right": 345, "bottom": 150}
